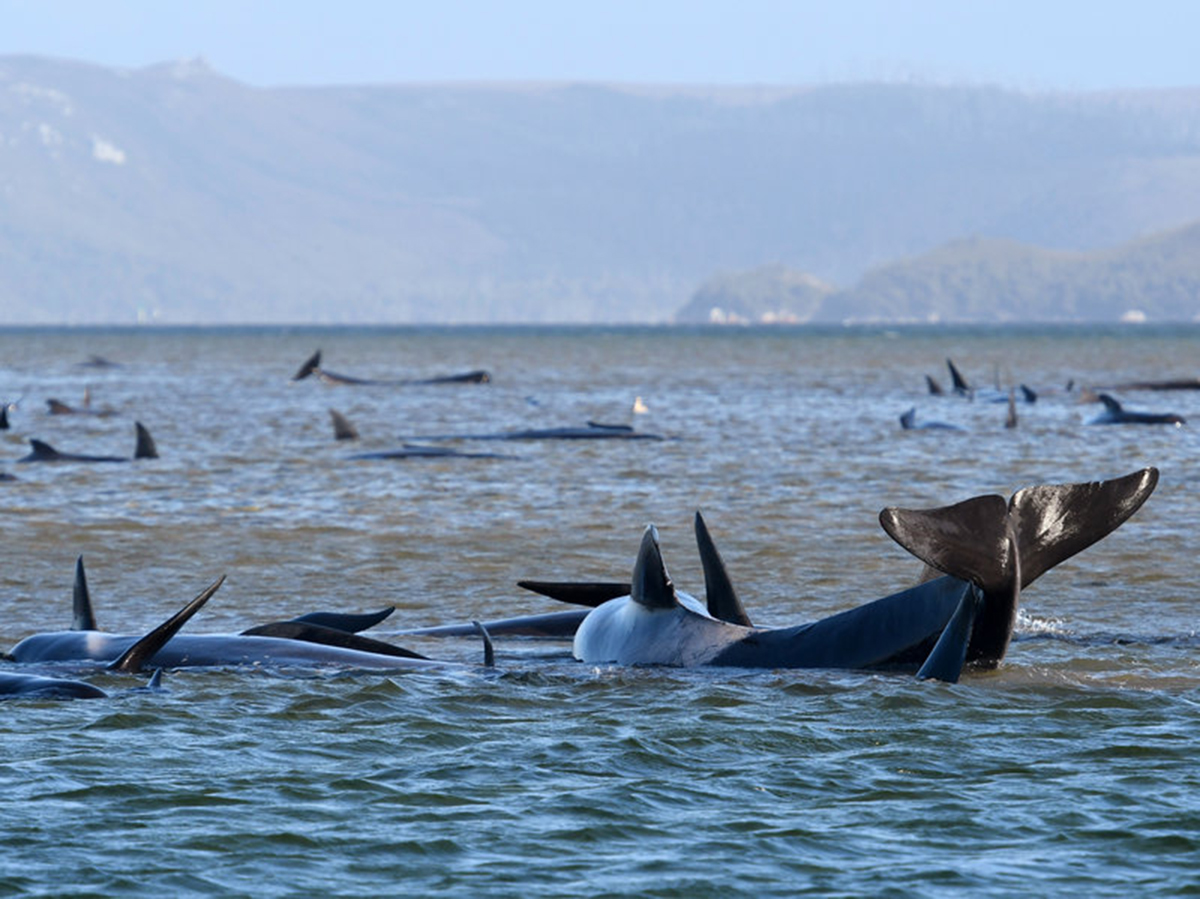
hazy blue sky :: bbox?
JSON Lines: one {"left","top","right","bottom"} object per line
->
{"left": 2, "top": 0, "right": 1199, "bottom": 90}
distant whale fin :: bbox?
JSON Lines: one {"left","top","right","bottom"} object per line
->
{"left": 947, "top": 359, "right": 971, "bottom": 396}
{"left": 1007, "top": 467, "right": 1158, "bottom": 589}
{"left": 631, "top": 525, "right": 679, "bottom": 611}
{"left": 146, "top": 668, "right": 165, "bottom": 690}
{"left": 107, "top": 574, "right": 226, "bottom": 672}
{"left": 72, "top": 556, "right": 98, "bottom": 631}
{"left": 516, "top": 580, "right": 631, "bottom": 607}
{"left": 134, "top": 422, "right": 158, "bottom": 459}
{"left": 916, "top": 584, "right": 984, "bottom": 683}
{"left": 46, "top": 399, "right": 74, "bottom": 414}
{"left": 238, "top": 621, "right": 428, "bottom": 659}
{"left": 23, "top": 439, "right": 62, "bottom": 461}
{"left": 925, "top": 375, "right": 944, "bottom": 396}
{"left": 1020, "top": 384, "right": 1037, "bottom": 403}
{"left": 1005, "top": 390, "right": 1017, "bottom": 429}
{"left": 1098, "top": 393, "right": 1123, "bottom": 414}
{"left": 0, "top": 405, "right": 7, "bottom": 430}
{"left": 289, "top": 606, "right": 395, "bottom": 633}
{"left": 879, "top": 494, "right": 1016, "bottom": 595}
{"left": 693, "top": 511, "right": 752, "bottom": 626}
{"left": 329, "top": 408, "right": 359, "bottom": 440}
{"left": 473, "top": 620, "right": 496, "bottom": 667}
{"left": 900, "top": 407, "right": 917, "bottom": 429}
{"left": 292, "top": 350, "right": 322, "bottom": 381}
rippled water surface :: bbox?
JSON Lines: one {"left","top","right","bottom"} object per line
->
{"left": 1, "top": 325, "right": 1197, "bottom": 896}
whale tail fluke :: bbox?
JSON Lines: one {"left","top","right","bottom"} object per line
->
{"left": 134, "top": 422, "right": 158, "bottom": 459}
{"left": 107, "top": 574, "right": 226, "bottom": 673}
{"left": 72, "top": 556, "right": 98, "bottom": 631}
{"left": 290, "top": 606, "right": 395, "bottom": 633}
{"left": 1007, "top": 467, "right": 1158, "bottom": 589}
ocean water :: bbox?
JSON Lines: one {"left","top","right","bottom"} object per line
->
{"left": 0, "top": 324, "right": 1197, "bottom": 897}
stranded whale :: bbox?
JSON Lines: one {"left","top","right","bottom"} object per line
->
{"left": 292, "top": 350, "right": 490, "bottom": 386}
{"left": 17, "top": 422, "right": 158, "bottom": 463}
{"left": 6, "top": 558, "right": 491, "bottom": 673}
{"left": 1089, "top": 394, "right": 1185, "bottom": 425}
{"left": 530, "top": 469, "right": 1157, "bottom": 682}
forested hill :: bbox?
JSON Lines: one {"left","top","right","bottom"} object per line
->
{"left": 680, "top": 221, "right": 1200, "bottom": 324}
{"left": 4, "top": 55, "right": 1200, "bottom": 323}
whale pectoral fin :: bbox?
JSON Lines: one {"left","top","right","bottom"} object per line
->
{"left": 107, "top": 574, "right": 225, "bottom": 672}
{"left": 516, "top": 580, "right": 631, "bottom": 607}
{"left": 917, "top": 583, "right": 984, "bottom": 683}
{"left": 134, "top": 422, "right": 158, "bottom": 459}
{"left": 880, "top": 494, "right": 1014, "bottom": 593}
{"left": 292, "top": 350, "right": 322, "bottom": 381}
{"left": 289, "top": 606, "right": 396, "bottom": 633}
{"left": 1007, "top": 467, "right": 1158, "bottom": 588}
{"left": 72, "top": 556, "right": 98, "bottom": 631}
{"left": 631, "top": 525, "right": 679, "bottom": 610}
{"left": 693, "top": 511, "right": 752, "bottom": 626}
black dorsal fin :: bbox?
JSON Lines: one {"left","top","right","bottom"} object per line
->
{"left": 879, "top": 494, "right": 1015, "bottom": 594}
{"left": 693, "top": 511, "right": 752, "bottom": 626}
{"left": 290, "top": 606, "right": 395, "bottom": 633}
{"left": 473, "top": 620, "right": 495, "bottom": 667}
{"left": 134, "top": 422, "right": 158, "bottom": 459}
{"left": 329, "top": 409, "right": 359, "bottom": 441}
{"left": 916, "top": 584, "right": 984, "bottom": 683}
{"left": 108, "top": 575, "right": 225, "bottom": 672}
{"left": 630, "top": 526, "right": 678, "bottom": 610}
{"left": 0, "top": 404, "right": 8, "bottom": 430}
{"left": 292, "top": 350, "right": 322, "bottom": 381}
{"left": 1007, "top": 467, "right": 1158, "bottom": 589}
{"left": 72, "top": 556, "right": 98, "bottom": 631}
{"left": 925, "top": 375, "right": 944, "bottom": 396}
{"left": 900, "top": 407, "right": 917, "bottom": 429}
{"left": 947, "top": 359, "right": 971, "bottom": 395}
{"left": 1098, "top": 393, "right": 1123, "bottom": 414}
{"left": 24, "top": 439, "right": 62, "bottom": 461}
{"left": 1005, "top": 390, "right": 1017, "bottom": 429}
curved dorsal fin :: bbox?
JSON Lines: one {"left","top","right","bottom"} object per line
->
{"left": 693, "top": 511, "right": 752, "bottom": 626}
{"left": 134, "top": 422, "right": 158, "bottom": 459}
{"left": 72, "top": 555, "right": 98, "bottom": 631}
{"left": 1098, "top": 393, "right": 1123, "bottom": 414}
{"left": 292, "top": 350, "right": 322, "bottom": 381}
{"left": 239, "top": 620, "right": 428, "bottom": 659}
{"left": 290, "top": 606, "right": 395, "bottom": 633}
{"left": 630, "top": 525, "right": 678, "bottom": 610}
{"left": 24, "top": 439, "right": 62, "bottom": 461}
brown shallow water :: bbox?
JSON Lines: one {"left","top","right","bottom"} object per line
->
{"left": 0, "top": 324, "right": 1197, "bottom": 896}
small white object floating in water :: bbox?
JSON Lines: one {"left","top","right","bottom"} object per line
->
{"left": 632, "top": 396, "right": 649, "bottom": 415}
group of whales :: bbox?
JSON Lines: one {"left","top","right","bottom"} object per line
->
{"left": 902, "top": 359, "right": 1189, "bottom": 430}
{"left": 3, "top": 466, "right": 1158, "bottom": 699}
{"left": 1, "top": 349, "right": 664, "bottom": 476}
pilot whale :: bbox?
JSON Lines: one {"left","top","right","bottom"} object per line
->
{"left": 17, "top": 422, "right": 158, "bottom": 463}
{"left": 7, "top": 557, "right": 492, "bottom": 672}
{"left": 1089, "top": 393, "right": 1185, "bottom": 425}
{"left": 292, "top": 350, "right": 490, "bottom": 386}
{"left": 560, "top": 468, "right": 1156, "bottom": 682}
